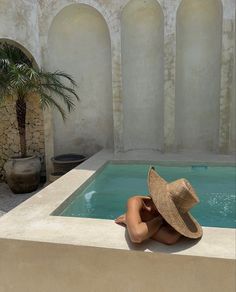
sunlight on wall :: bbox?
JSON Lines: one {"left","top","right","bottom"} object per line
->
{"left": 229, "top": 10, "right": 236, "bottom": 152}
{"left": 121, "top": 0, "right": 164, "bottom": 151}
{"left": 175, "top": 0, "right": 223, "bottom": 152}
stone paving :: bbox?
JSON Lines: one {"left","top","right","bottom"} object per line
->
{"left": 0, "top": 183, "right": 44, "bottom": 217}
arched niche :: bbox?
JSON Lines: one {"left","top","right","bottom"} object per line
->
{"left": 121, "top": 0, "right": 164, "bottom": 151}
{"left": 175, "top": 0, "right": 223, "bottom": 152}
{"left": 47, "top": 4, "right": 113, "bottom": 156}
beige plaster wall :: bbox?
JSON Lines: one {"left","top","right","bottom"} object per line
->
{"left": 0, "top": 238, "right": 235, "bottom": 292}
{"left": 0, "top": 0, "right": 235, "bottom": 177}
{"left": 175, "top": 0, "right": 222, "bottom": 152}
{"left": 0, "top": 0, "right": 41, "bottom": 65}
{"left": 229, "top": 10, "right": 236, "bottom": 152}
{"left": 219, "top": 5, "right": 235, "bottom": 153}
{"left": 47, "top": 4, "right": 113, "bottom": 157}
{"left": 0, "top": 95, "right": 45, "bottom": 181}
{"left": 121, "top": 0, "right": 164, "bottom": 151}
{"left": 40, "top": 0, "right": 235, "bottom": 158}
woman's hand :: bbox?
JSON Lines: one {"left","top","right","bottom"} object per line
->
{"left": 115, "top": 214, "right": 127, "bottom": 226}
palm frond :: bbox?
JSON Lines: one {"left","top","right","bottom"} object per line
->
{"left": 40, "top": 91, "right": 67, "bottom": 121}
{"left": 0, "top": 42, "right": 79, "bottom": 157}
{"left": 40, "top": 84, "right": 76, "bottom": 112}
{"left": 50, "top": 70, "right": 78, "bottom": 87}
{"left": 8, "top": 65, "right": 28, "bottom": 88}
{"left": 0, "top": 57, "right": 10, "bottom": 72}
{"left": 0, "top": 42, "right": 32, "bottom": 67}
{"left": 0, "top": 42, "right": 79, "bottom": 120}
{"left": 35, "top": 69, "right": 79, "bottom": 117}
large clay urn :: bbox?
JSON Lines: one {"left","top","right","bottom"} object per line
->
{"left": 4, "top": 156, "right": 41, "bottom": 194}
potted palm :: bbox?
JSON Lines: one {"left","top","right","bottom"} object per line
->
{"left": 0, "top": 43, "right": 79, "bottom": 193}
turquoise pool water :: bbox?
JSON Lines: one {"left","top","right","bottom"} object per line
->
{"left": 55, "top": 163, "right": 236, "bottom": 228}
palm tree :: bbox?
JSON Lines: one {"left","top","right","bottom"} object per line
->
{"left": 0, "top": 42, "right": 79, "bottom": 157}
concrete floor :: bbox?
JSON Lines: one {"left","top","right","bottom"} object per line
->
{"left": 0, "top": 183, "right": 43, "bottom": 217}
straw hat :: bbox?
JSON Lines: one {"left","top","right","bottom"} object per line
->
{"left": 148, "top": 167, "right": 203, "bottom": 239}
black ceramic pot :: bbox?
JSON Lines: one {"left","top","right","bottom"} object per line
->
{"left": 51, "top": 153, "right": 86, "bottom": 173}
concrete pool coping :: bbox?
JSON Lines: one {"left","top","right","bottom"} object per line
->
{"left": 0, "top": 149, "right": 235, "bottom": 260}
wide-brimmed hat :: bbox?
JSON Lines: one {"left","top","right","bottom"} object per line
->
{"left": 148, "top": 167, "right": 203, "bottom": 239}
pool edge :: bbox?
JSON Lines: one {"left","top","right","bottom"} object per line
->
{"left": 0, "top": 149, "right": 235, "bottom": 261}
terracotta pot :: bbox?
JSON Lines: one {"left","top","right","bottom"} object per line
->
{"left": 4, "top": 156, "right": 41, "bottom": 194}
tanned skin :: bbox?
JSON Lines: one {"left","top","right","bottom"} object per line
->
{"left": 115, "top": 196, "right": 181, "bottom": 245}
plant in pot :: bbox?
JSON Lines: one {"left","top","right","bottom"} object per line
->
{"left": 0, "top": 43, "right": 79, "bottom": 194}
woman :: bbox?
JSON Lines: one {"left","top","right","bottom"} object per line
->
{"left": 115, "top": 167, "right": 203, "bottom": 245}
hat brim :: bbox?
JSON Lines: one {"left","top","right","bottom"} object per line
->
{"left": 148, "top": 167, "right": 203, "bottom": 239}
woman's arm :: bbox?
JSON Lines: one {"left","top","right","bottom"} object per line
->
{"left": 115, "top": 196, "right": 181, "bottom": 245}
{"left": 114, "top": 195, "right": 153, "bottom": 226}
{"left": 151, "top": 225, "right": 181, "bottom": 245}
{"left": 126, "top": 196, "right": 163, "bottom": 243}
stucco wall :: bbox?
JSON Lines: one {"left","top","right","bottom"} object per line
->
{"left": 0, "top": 239, "right": 235, "bottom": 292}
{"left": 0, "top": 0, "right": 235, "bottom": 177}
{"left": 229, "top": 8, "right": 236, "bottom": 153}
{"left": 38, "top": 0, "right": 236, "bottom": 157}
{"left": 121, "top": 0, "right": 164, "bottom": 151}
{"left": 175, "top": 0, "right": 222, "bottom": 152}
{"left": 0, "top": 0, "right": 40, "bottom": 65}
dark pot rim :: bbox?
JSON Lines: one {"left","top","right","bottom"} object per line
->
{"left": 51, "top": 153, "right": 86, "bottom": 164}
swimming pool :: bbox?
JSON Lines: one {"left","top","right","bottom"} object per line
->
{"left": 54, "top": 162, "right": 236, "bottom": 228}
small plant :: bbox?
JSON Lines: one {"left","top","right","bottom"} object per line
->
{"left": 0, "top": 42, "right": 79, "bottom": 157}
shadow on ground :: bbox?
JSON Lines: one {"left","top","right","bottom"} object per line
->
{"left": 0, "top": 183, "right": 43, "bottom": 217}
